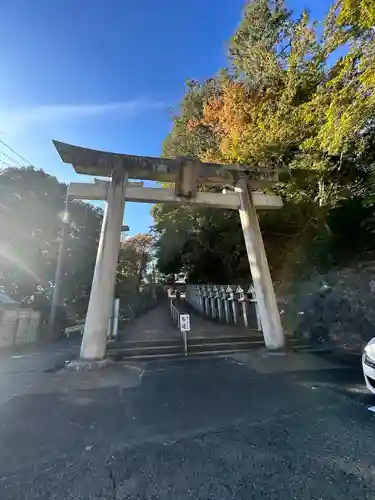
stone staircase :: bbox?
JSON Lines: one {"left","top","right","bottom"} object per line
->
{"left": 107, "top": 334, "right": 316, "bottom": 361}
{"left": 107, "top": 301, "right": 324, "bottom": 362}
{"left": 108, "top": 338, "right": 184, "bottom": 361}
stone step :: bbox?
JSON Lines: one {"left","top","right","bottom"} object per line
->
{"left": 111, "top": 351, "right": 185, "bottom": 362}
{"left": 110, "top": 338, "right": 182, "bottom": 349}
{"left": 188, "top": 336, "right": 311, "bottom": 347}
{"left": 188, "top": 340, "right": 263, "bottom": 353}
{"left": 188, "top": 334, "right": 263, "bottom": 344}
{"left": 109, "top": 335, "right": 264, "bottom": 351}
{"left": 107, "top": 334, "right": 316, "bottom": 361}
{"left": 290, "top": 344, "right": 332, "bottom": 353}
{"left": 108, "top": 343, "right": 184, "bottom": 361}
{"left": 108, "top": 337, "right": 262, "bottom": 361}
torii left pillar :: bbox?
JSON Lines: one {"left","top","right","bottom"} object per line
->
{"left": 80, "top": 166, "right": 128, "bottom": 360}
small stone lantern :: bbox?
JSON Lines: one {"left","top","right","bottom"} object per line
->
{"left": 216, "top": 285, "right": 225, "bottom": 322}
{"left": 248, "top": 285, "right": 261, "bottom": 331}
{"left": 222, "top": 285, "right": 231, "bottom": 323}
{"left": 197, "top": 285, "right": 204, "bottom": 313}
{"left": 227, "top": 285, "right": 239, "bottom": 325}
{"left": 202, "top": 285, "right": 210, "bottom": 316}
{"left": 236, "top": 285, "right": 250, "bottom": 327}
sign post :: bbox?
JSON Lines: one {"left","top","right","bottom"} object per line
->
{"left": 112, "top": 298, "right": 120, "bottom": 339}
{"left": 179, "top": 313, "right": 190, "bottom": 356}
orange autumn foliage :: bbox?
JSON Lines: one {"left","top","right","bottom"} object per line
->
{"left": 196, "top": 80, "right": 308, "bottom": 167}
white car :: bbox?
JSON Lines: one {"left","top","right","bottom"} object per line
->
{"left": 363, "top": 338, "right": 375, "bottom": 394}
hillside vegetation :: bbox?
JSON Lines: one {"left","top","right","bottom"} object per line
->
{"left": 154, "top": 0, "right": 375, "bottom": 292}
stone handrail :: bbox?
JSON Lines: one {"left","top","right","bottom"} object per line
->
{"left": 185, "top": 284, "right": 261, "bottom": 331}
{"left": 119, "top": 285, "right": 162, "bottom": 323}
{"left": 170, "top": 300, "right": 180, "bottom": 328}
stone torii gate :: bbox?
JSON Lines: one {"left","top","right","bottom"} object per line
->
{"left": 53, "top": 140, "right": 285, "bottom": 360}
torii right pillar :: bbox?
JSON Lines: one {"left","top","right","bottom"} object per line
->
{"left": 237, "top": 177, "right": 285, "bottom": 350}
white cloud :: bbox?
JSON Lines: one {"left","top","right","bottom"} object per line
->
{"left": 0, "top": 99, "right": 165, "bottom": 135}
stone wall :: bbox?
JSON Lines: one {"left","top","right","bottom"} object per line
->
{"left": 280, "top": 261, "right": 375, "bottom": 355}
{"left": 0, "top": 308, "right": 41, "bottom": 348}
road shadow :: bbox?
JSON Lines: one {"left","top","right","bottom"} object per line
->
{"left": 1, "top": 355, "right": 375, "bottom": 499}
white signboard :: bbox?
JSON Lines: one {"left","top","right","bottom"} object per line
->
{"left": 179, "top": 314, "right": 191, "bottom": 332}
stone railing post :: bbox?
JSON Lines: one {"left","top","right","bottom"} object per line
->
{"left": 207, "top": 285, "right": 216, "bottom": 319}
{"left": 248, "top": 285, "right": 262, "bottom": 331}
{"left": 216, "top": 286, "right": 225, "bottom": 322}
{"left": 185, "top": 284, "right": 192, "bottom": 305}
{"left": 234, "top": 286, "right": 245, "bottom": 325}
{"left": 197, "top": 285, "right": 204, "bottom": 313}
{"left": 228, "top": 285, "right": 239, "bottom": 325}
{"left": 202, "top": 285, "right": 210, "bottom": 316}
{"left": 184, "top": 284, "right": 190, "bottom": 303}
{"left": 236, "top": 285, "right": 250, "bottom": 327}
{"left": 199, "top": 285, "right": 204, "bottom": 314}
{"left": 212, "top": 285, "right": 219, "bottom": 320}
{"left": 193, "top": 285, "right": 201, "bottom": 310}
{"left": 224, "top": 285, "right": 232, "bottom": 323}
{"left": 188, "top": 285, "right": 195, "bottom": 308}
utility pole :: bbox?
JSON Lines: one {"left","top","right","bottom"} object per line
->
{"left": 49, "top": 189, "right": 69, "bottom": 334}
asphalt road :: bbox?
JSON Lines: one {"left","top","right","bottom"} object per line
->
{"left": 0, "top": 339, "right": 80, "bottom": 404}
{"left": 0, "top": 342, "right": 374, "bottom": 499}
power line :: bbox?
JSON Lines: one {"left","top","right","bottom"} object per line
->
{"left": 0, "top": 151, "right": 23, "bottom": 167}
{"left": 0, "top": 158, "right": 12, "bottom": 167}
{"left": 0, "top": 139, "right": 33, "bottom": 166}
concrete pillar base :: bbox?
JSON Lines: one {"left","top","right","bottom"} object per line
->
{"left": 65, "top": 358, "right": 114, "bottom": 371}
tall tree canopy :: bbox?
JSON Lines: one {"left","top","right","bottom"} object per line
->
{"left": 154, "top": 0, "right": 375, "bottom": 287}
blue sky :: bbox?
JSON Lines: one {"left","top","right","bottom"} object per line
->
{"left": 1, "top": 0, "right": 331, "bottom": 235}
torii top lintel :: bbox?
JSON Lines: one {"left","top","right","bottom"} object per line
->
{"left": 53, "top": 140, "right": 279, "bottom": 188}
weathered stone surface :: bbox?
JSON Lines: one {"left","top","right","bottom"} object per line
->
{"left": 53, "top": 140, "right": 279, "bottom": 186}
{"left": 282, "top": 262, "right": 375, "bottom": 354}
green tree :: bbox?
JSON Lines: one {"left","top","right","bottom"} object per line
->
{"left": 155, "top": 0, "right": 375, "bottom": 286}
{"left": 229, "top": 0, "right": 294, "bottom": 87}
{"left": 0, "top": 167, "right": 102, "bottom": 317}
